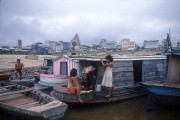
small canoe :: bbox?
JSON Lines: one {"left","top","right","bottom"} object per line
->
{"left": 9, "top": 75, "right": 36, "bottom": 87}
{"left": 0, "top": 82, "right": 68, "bottom": 120}
{"left": 9, "top": 75, "right": 35, "bottom": 82}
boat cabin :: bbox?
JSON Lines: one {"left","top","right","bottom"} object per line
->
{"left": 140, "top": 32, "right": 180, "bottom": 106}
{"left": 39, "top": 54, "right": 166, "bottom": 87}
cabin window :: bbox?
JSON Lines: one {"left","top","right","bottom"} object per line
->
{"left": 60, "top": 62, "right": 68, "bottom": 75}
{"left": 47, "top": 60, "right": 53, "bottom": 66}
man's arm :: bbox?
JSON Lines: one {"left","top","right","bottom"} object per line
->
{"left": 22, "top": 63, "right": 24, "bottom": 69}
{"left": 15, "top": 63, "right": 17, "bottom": 69}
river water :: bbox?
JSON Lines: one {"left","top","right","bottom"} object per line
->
{"left": 0, "top": 96, "right": 180, "bottom": 120}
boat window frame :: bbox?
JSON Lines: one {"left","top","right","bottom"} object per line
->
{"left": 60, "top": 62, "right": 68, "bottom": 75}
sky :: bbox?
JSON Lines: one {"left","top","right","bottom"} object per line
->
{"left": 0, "top": 0, "right": 180, "bottom": 47}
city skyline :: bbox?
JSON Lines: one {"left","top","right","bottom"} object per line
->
{"left": 0, "top": 0, "right": 180, "bottom": 47}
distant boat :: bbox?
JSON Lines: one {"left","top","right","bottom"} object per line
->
{"left": 141, "top": 31, "right": 180, "bottom": 106}
{"left": 28, "top": 57, "right": 54, "bottom": 82}
{"left": 0, "top": 82, "right": 68, "bottom": 120}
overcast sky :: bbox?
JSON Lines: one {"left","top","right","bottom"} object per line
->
{"left": 0, "top": 0, "right": 180, "bottom": 47}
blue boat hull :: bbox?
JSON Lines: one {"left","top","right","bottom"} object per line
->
{"left": 141, "top": 82, "right": 180, "bottom": 106}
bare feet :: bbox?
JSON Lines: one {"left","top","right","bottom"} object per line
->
{"left": 87, "top": 90, "right": 93, "bottom": 93}
{"left": 105, "top": 94, "right": 111, "bottom": 98}
{"left": 80, "top": 90, "right": 93, "bottom": 94}
{"left": 78, "top": 99, "right": 83, "bottom": 103}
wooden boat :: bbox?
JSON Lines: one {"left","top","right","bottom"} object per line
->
{"left": 9, "top": 75, "right": 35, "bottom": 82}
{"left": 9, "top": 73, "right": 39, "bottom": 88}
{"left": 0, "top": 70, "right": 14, "bottom": 81}
{"left": 27, "top": 57, "right": 54, "bottom": 82}
{"left": 141, "top": 81, "right": 180, "bottom": 106}
{"left": 9, "top": 74, "right": 35, "bottom": 88}
{"left": 39, "top": 74, "right": 68, "bottom": 87}
{"left": 141, "top": 32, "right": 180, "bottom": 106}
{"left": 39, "top": 57, "right": 54, "bottom": 70}
{"left": 141, "top": 53, "right": 180, "bottom": 106}
{"left": 0, "top": 73, "right": 12, "bottom": 81}
{"left": 0, "top": 82, "right": 68, "bottom": 120}
{"left": 48, "top": 53, "right": 166, "bottom": 103}
{"left": 51, "top": 84, "right": 147, "bottom": 103}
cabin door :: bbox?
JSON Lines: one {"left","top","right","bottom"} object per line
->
{"left": 133, "top": 60, "right": 142, "bottom": 83}
{"left": 60, "top": 62, "right": 68, "bottom": 75}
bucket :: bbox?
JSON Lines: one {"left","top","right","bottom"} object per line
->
{"left": 95, "top": 84, "right": 102, "bottom": 92}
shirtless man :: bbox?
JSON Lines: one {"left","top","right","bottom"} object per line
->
{"left": 82, "top": 65, "right": 96, "bottom": 89}
{"left": 15, "top": 59, "right": 24, "bottom": 80}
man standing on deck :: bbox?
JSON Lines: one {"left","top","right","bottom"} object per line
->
{"left": 14, "top": 59, "right": 24, "bottom": 80}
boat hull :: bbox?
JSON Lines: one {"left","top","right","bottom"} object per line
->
{"left": 51, "top": 85, "right": 148, "bottom": 104}
{"left": 0, "top": 74, "right": 12, "bottom": 81}
{"left": 141, "top": 82, "right": 180, "bottom": 106}
{"left": 0, "top": 82, "right": 68, "bottom": 120}
{"left": 39, "top": 74, "right": 68, "bottom": 87}
{"left": 9, "top": 75, "right": 35, "bottom": 82}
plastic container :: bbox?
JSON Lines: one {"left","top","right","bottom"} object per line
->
{"left": 95, "top": 84, "right": 102, "bottom": 92}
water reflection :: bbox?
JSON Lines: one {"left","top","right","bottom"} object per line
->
{"left": 64, "top": 96, "right": 180, "bottom": 120}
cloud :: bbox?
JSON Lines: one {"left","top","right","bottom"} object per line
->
{"left": 0, "top": 0, "right": 180, "bottom": 47}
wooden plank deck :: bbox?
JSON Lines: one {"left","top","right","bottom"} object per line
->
{"left": 0, "top": 93, "right": 24, "bottom": 101}
{"left": 16, "top": 101, "right": 40, "bottom": 109}
{"left": 0, "top": 88, "right": 33, "bottom": 97}
{"left": 4, "top": 98, "right": 35, "bottom": 107}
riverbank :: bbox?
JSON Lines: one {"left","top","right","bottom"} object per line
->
{"left": 0, "top": 55, "right": 57, "bottom": 71}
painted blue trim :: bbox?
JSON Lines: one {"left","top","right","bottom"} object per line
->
{"left": 142, "top": 83, "right": 180, "bottom": 97}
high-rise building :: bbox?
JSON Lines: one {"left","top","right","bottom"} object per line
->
{"left": 121, "top": 38, "right": 136, "bottom": 51}
{"left": 18, "top": 39, "right": 22, "bottom": 47}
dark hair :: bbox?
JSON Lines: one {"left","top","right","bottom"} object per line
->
{"left": 70, "top": 68, "right": 77, "bottom": 77}
{"left": 17, "top": 59, "right": 20, "bottom": 61}
{"left": 105, "top": 55, "right": 113, "bottom": 62}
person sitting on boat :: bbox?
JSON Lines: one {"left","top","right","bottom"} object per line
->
{"left": 101, "top": 55, "right": 113, "bottom": 98}
{"left": 14, "top": 59, "right": 24, "bottom": 80}
{"left": 67, "top": 68, "right": 84, "bottom": 102}
{"left": 67, "top": 68, "right": 93, "bottom": 102}
{"left": 82, "top": 64, "right": 96, "bottom": 89}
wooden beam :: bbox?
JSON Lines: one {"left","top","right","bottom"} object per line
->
{"left": 3, "top": 84, "right": 16, "bottom": 88}
{"left": 0, "top": 88, "right": 33, "bottom": 97}
{"left": 16, "top": 101, "right": 39, "bottom": 109}
{"left": 0, "top": 93, "right": 24, "bottom": 101}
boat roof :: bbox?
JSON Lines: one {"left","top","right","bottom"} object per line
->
{"left": 164, "top": 52, "right": 180, "bottom": 56}
{"left": 43, "top": 58, "right": 55, "bottom": 60}
{"left": 56, "top": 54, "right": 166, "bottom": 61}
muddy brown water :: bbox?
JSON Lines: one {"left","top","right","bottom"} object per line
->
{"left": 0, "top": 96, "right": 180, "bottom": 120}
